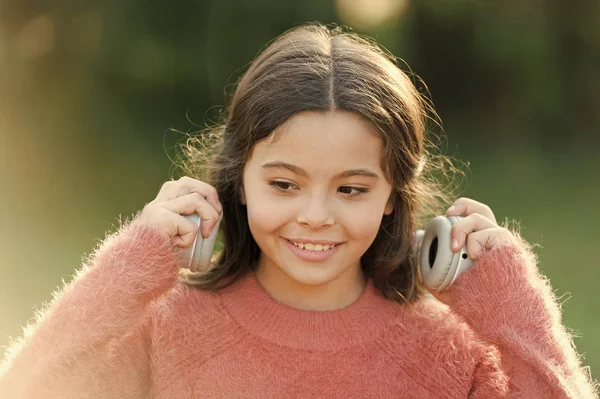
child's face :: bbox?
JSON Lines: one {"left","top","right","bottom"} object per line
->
{"left": 241, "top": 110, "right": 394, "bottom": 289}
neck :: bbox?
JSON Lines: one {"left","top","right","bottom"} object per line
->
{"left": 255, "top": 258, "right": 366, "bottom": 311}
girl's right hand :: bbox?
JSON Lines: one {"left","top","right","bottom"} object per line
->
{"left": 138, "top": 176, "right": 223, "bottom": 248}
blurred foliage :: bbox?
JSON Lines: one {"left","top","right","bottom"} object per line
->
{"left": 1, "top": 0, "right": 598, "bottom": 381}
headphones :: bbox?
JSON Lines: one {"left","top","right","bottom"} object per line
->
{"left": 180, "top": 214, "right": 473, "bottom": 292}
{"left": 179, "top": 212, "right": 223, "bottom": 273}
{"left": 415, "top": 216, "right": 473, "bottom": 291}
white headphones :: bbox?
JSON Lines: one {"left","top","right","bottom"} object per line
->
{"left": 415, "top": 216, "right": 473, "bottom": 291}
{"left": 179, "top": 213, "right": 223, "bottom": 273}
{"left": 180, "top": 214, "right": 474, "bottom": 291}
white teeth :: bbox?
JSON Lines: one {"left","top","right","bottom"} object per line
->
{"left": 291, "top": 241, "right": 336, "bottom": 251}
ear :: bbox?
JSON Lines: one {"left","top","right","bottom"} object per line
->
{"left": 239, "top": 185, "right": 247, "bottom": 205}
{"left": 383, "top": 194, "right": 394, "bottom": 215}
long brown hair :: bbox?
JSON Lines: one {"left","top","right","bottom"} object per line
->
{"left": 174, "top": 23, "right": 465, "bottom": 303}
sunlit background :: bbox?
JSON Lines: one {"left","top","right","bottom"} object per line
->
{"left": 1, "top": 0, "right": 599, "bottom": 379}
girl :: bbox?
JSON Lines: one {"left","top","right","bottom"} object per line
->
{"left": 0, "top": 23, "right": 597, "bottom": 398}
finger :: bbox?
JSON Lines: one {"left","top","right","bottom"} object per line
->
{"left": 163, "top": 192, "right": 221, "bottom": 238}
{"left": 178, "top": 176, "right": 222, "bottom": 213}
{"left": 465, "top": 228, "right": 512, "bottom": 259}
{"left": 155, "top": 180, "right": 178, "bottom": 202}
{"left": 151, "top": 206, "right": 199, "bottom": 248}
{"left": 450, "top": 213, "right": 497, "bottom": 252}
{"left": 172, "top": 214, "right": 201, "bottom": 248}
{"left": 446, "top": 197, "right": 496, "bottom": 224}
{"left": 156, "top": 176, "right": 222, "bottom": 213}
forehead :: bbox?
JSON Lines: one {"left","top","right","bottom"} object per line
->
{"left": 251, "top": 111, "right": 384, "bottom": 173}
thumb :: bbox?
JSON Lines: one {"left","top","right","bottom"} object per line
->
{"left": 174, "top": 221, "right": 198, "bottom": 248}
{"left": 171, "top": 235, "right": 187, "bottom": 247}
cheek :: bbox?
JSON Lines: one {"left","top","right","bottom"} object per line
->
{"left": 247, "top": 205, "right": 285, "bottom": 234}
{"left": 342, "top": 207, "right": 385, "bottom": 243}
{"left": 245, "top": 189, "right": 291, "bottom": 234}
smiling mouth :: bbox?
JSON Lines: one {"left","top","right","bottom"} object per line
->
{"left": 284, "top": 238, "right": 342, "bottom": 252}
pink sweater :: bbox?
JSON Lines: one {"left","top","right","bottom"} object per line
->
{"left": 0, "top": 218, "right": 597, "bottom": 398}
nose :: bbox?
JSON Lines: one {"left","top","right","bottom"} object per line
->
{"left": 297, "top": 193, "right": 334, "bottom": 229}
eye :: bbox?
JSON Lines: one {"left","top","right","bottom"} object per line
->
{"left": 269, "top": 181, "right": 297, "bottom": 193}
{"left": 338, "top": 186, "right": 369, "bottom": 197}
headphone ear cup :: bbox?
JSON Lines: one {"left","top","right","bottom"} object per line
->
{"left": 419, "top": 216, "right": 473, "bottom": 291}
{"left": 179, "top": 213, "right": 222, "bottom": 272}
{"left": 419, "top": 216, "right": 454, "bottom": 291}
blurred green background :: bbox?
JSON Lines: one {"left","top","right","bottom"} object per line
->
{"left": 1, "top": 0, "right": 598, "bottom": 380}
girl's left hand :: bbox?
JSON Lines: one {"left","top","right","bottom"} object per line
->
{"left": 445, "top": 197, "right": 513, "bottom": 260}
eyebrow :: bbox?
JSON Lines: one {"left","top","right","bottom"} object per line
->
{"left": 261, "top": 161, "right": 380, "bottom": 179}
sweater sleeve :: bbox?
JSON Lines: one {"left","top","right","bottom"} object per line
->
{"left": 443, "top": 231, "right": 599, "bottom": 398}
{"left": 0, "top": 216, "right": 182, "bottom": 398}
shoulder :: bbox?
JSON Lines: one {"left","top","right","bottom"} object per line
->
{"left": 401, "top": 293, "right": 473, "bottom": 337}
{"left": 402, "top": 295, "right": 507, "bottom": 394}
{"left": 367, "top": 294, "right": 505, "bottom": 394}
{"left": 146, "top": 280, "right": 234, "bottom": 335}
{"left": 387, "top": 293, "right": 501, "bottom": 371}
{"left": 137, "top": 281, "right": 246, "bottom": 375}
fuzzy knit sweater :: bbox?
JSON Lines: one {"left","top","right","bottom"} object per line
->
{"left": 0, "top": 217, "right": 598, "bottom": 398}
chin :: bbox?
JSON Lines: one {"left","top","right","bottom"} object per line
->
{"left": 281, "top": 265, "right": 341, "bottom": 287}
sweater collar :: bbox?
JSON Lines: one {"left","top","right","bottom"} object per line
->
{"left": 218, "top": 272, "right": 403, "bottom": 350}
